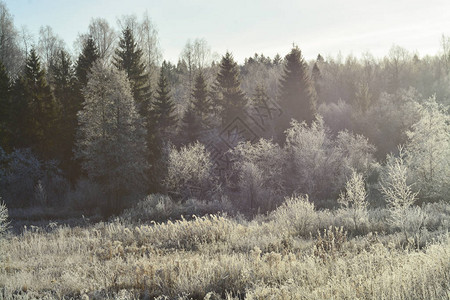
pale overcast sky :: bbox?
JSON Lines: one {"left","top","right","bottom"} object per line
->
{"left": 4, "top": 0, "right": 450, "bottom": 63}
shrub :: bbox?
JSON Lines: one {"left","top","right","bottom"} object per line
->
{"left": 0, "top": 148, "right": 66, "bottom": 208}
{"left": 121, "top": 194, "right": 233, "bottom": 223}
{"left": 270, "top": 195, "right": 317, "bottom": 237}
{"left": 0, "top": 198, "right": 8, "bottom": 236}
{"left": 165, "top": 142, "right": 220, "bottom": 201}
{"left": 230, "top": 139, "right": 285, "bottom": 212}
{"left": 337, "top": 171, "right": 369, "bottom": 233}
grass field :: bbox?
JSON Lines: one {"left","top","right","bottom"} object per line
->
{"left": 1, "top": 197, "right": 449, "bottom": 299}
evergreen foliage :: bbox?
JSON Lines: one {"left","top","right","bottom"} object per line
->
{"left": 191, "top": 71, "right": 212, "bottom": 127}
{"left": 214, "top": 52, "right": 247, "bottom": 125}
{"left": 75, "top": 36, "right": 99, "bottom": 87}
{"left": 180, "top": 104, "right": 202, "bottom": 144}
{"left": 153, "top": 62, "right": 177, "bottom": 135}
{"left": 50, "top": 49, "right": 80, "bottom": 181}
{"left": 278, "top": 46, "right": 316, "bottom": 138}
{"left": 114, "top": 27, "right": 151, "bottom": 112}
{"left": 20, "top": 48, "right": 60, "bottom": 160}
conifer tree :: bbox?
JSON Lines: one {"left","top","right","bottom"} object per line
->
{"left": 311, "top": 61, "right": 322, "bottom": 97}
{"left": 277, "top": 46, "right": 316, "bottom": 139}
{"left": 51, "top": 49, "right": 80, "bottom": 181}
{"left": 181, "top": 104, "right": 202, "bottom": 144}
{"left": 153, "top": 62, "right": 177, "bottom": 136}
{"left": 21, "top": 48, "right": 60, "bottom": 159}
{"left": 191, "top": 71, "right": 212, "bottom": 127}
{"left": 114, "top": 27, "right": 150, "bottom": 112}
{"left": 9, "top": 77, "right": 28, "bottom": 149}
{"left": 75, "top": 36, "right": 99, "bottom": 87}
{"left": 76, "top": 61, "right": 147, "bottom": 214}
{"left": 214, "top": 52, "right": 247, "bottom": 125}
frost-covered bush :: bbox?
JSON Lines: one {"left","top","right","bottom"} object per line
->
{"left": 0, "top": 199, "right": 8, "bottom": 236}
{"left": 0, "top": 148, "right": 66, "bottom": 208}
{"left": 338, "top": 171, "right": 369, "bottom": 233}
{"left": 270, "top": 195, "right": 317, "bottom": 237}
{"left": 121, "top": 194, "right": 233, "bottom": 223}
{"left": 284, "top": 117, "right": 377, "bottom": 202}
{"left": 230, "top": 139, "right": 285, "bottom": 211}
{"left": 165, "top": 142, "right": 220, "bottom": 201}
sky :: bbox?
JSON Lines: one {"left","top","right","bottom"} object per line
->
{"left": 4, "top": 0, "right": 450, "bottom": 63}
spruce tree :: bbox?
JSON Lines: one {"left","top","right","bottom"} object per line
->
{"left": 75, "top": 36, "right": 99, "bottom": 87}
{"left": 311, "top": 62, "right": 322, "bottom": 99}
{"left": 278, "top": 46, "right": 316, "bottom": 139}
{"left": 51, "top": 49, "right": 80, "bottom": 181}
{"left": 114, "top": 27, "right": 150, "bottom": 112}
{"left": 191, "top": 71, "right": 212, "bottom": 127}
{"left": 0, "top": 61, "right": 10, "bottom": 149}
{"left": 153, "top": 62, "right": 177, "bottom": 136}
{"left": 181, "top": 104, "right": 202, "bottom": 144}
{"left": 215, "top": 52, "right": 247, "bottom": 125}
{"left": 9, "top": 77, "right": 28, "bottom": 149}
{"left": 22, "top": 48, "right": 61, "bottom": 159}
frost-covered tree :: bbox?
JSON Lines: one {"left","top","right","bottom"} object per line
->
{"left": 0, "top": 2, "right": 24, "bottom": 77}
{"left": 37, "top": 25, "right": 65, "bottom": 79}
{"left": 76, "top": 61, "right": 147, "bottom": 214}
{"left": 380, "top": 147, "right": 423, "bottom": 243}
{"left": 405, "top": 96, "right": 450, "bottom": 201}
{"left": 284, "top": 117, "right": 376, "bottom": 202}
{"left": 76, "top": 18, "right": 117, "bottom": 62}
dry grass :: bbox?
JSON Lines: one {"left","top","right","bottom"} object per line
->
{"left": 0, "top": 198, "right": 449, "bottom": 299}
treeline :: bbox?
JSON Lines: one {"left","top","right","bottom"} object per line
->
{"left": 0, "top": 1, "right": 449, "bottom": 215}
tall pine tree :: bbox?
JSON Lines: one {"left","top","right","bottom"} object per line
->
{"left": 21, "top": 48, "right": 61, "bottom": 160}
{"left": 180, "top": 104, "right": 202, "bottom": 144}
{"left": 153, "top": 62, "right": 177, "bottom": 136}
{"left": 51, "top": 49, "right": 80, "bottom": 181}
{"left": 114, "top": 27, "right": 151, "bottom": 112}
{"left": 214, "top": 52, "right": 247, "bottom": 125}
{"left": 191, "top": 71, "right": 212, "bottom": 128}
{"left": 277, "top": 46, "right": 316, "bottom": 140}
{"left": 75, "top": 36, "right": 99, "bottom": 87}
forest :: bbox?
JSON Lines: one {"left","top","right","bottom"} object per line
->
{"left": 0, "top": 1, "right": 449, "bottom": 299}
